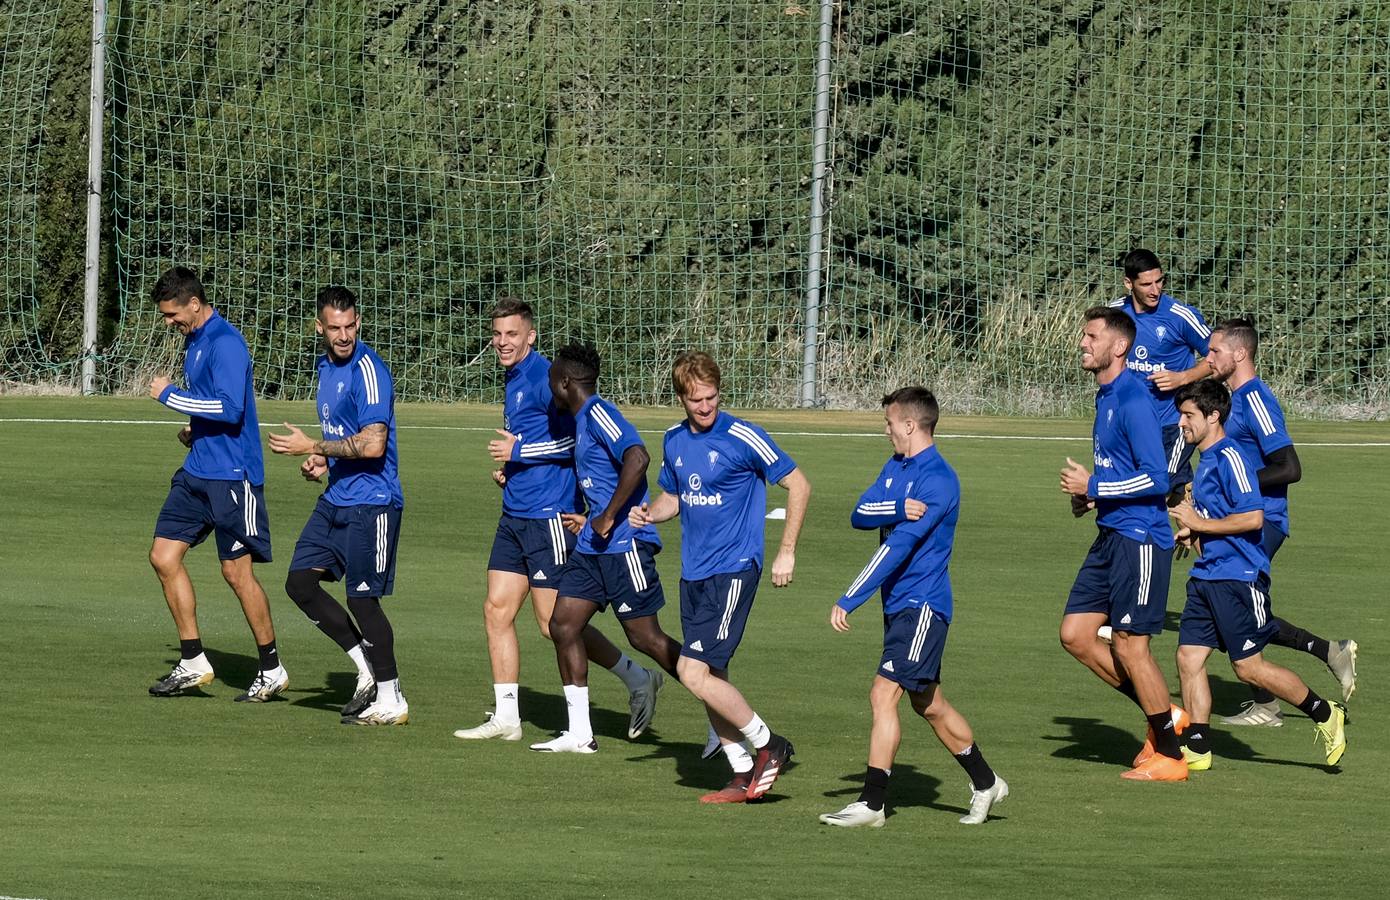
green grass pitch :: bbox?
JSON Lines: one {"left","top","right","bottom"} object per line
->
{"left": 1, "top": 397, "right": 1385, "bottom": 899}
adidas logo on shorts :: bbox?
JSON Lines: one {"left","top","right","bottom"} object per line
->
{"left": 882, "top": 660, "right": 895, "bottom": 672}
{"left": 533, "top": 571, "right": 547, "bottom": 581}
{"left": 356, "top": 582, "right": 371, "bottom": 591}
{"left": 689, "top": 640, "right": 704, "bottom": 651}
{"left": 618, "top": 602, "right": 632, "bottom": 613}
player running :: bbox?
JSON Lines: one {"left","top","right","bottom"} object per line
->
{"left": 146, "top": 266, "right": 287, "bottom": 701}
{"left": 269, "top": 287, "right": 409, "bottom": 725}
{"left": 1059, "top": 307, "right": 1188, "bottom": 781}
{"left": 1205, "top": 319, "right": 1357, "bottom": 725}
{"left": 530, "top": 342, "right": 683, "bottom": 753}
{"left": 1169, "top": 379, "right": 1348, "bottom": 769}
{"left": 820, "top": 387, "right": 1006, "bottom": 828}
{"left": 454, "top": 298, "right": 662, "bottom": 744}
{"left": 630, "top": 351, "right": 811, "bottom": 803}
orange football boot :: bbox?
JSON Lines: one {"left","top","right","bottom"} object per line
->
{"left": 1133, "top": 705, "right": 1191, "bottom": 766}
{"left": 1122, "top": 752, "right": 1190, "bottom": 781}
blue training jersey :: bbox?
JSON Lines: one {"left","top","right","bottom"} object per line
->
{"left": 1227, "top": 378, "right": 1293, "bottom": 537}
{"left": 316, "top": 341, "right": 403, "bottom": 508}
{"left": 573, "top": 394, "right": 661, "bottom": 555}
{"left": 1189, "top": 436, "right": 1268, "bottom": 581}
{"left": 836, "top": 444, "right": 959, "bottom": 622}
{"left": 500, "top": 350, "right": 581, "bottom": 518}
{"left": 1088, "top": 369, "right": 1174, "bottom": 549}
{"left": 658, "top": 411, "right": 796, "bottom": 581}
{"left": 1111, "top": 293, "right": 1211, "bottom": 425}
{"left": 156, "top": 310, "right": 264, "bottom": 483}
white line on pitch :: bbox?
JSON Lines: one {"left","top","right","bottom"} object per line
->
{"left": 2, "top": 417, "right": 1387, "bottom": 447}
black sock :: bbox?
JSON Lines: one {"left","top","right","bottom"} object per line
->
{"left": 1272, "top": 618, "right": 1330, "bottom": 662}
{"left": 257, "top": 640, "right": 279, "bottom": 671}
{"left": 179, "top": 638, "right": 204, "bottom": 660}
{"left": 286, "top": 569, "right": 362, "bottom": 651}
{"left": 1183, "top": 722, "right": 1211, "bottom": 755}
{"left": 1146, "top": 711, "right": 1182, "bottom": 759}
{"left": 1113, "top": 678, "right": 1141, "bottom": 707}
{"left": 1249, "top": 685, "right": 1277, "bottom": 704}
{"left": 858, "top": 766, "right": 890, "bottom": 812}
{"left": 1295, "top": 688, "right": 1332, "bottom": 724}
{"left": 954, "top": 743, "right": 997, "bottom": 791}
{"left": 348, "top": 595, "right": 398, "bottom": 682}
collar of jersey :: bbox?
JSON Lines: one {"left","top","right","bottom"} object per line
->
{"left": 319, "top": 340, "right": 368, "bottom": 370}
{"left": 186, "top": 309, "right": 222, "bottom": 342}
{"left": 506, "top": 348, "right": 544, "bottom": 382}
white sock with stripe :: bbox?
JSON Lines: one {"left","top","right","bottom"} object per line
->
{"left": 721, "top": 740, "right": 754, "bottom": 774}
{"left": 347, "top": 644, "right": 373, "bottom": 679}
{"left": 494, "top": 682, "right": 520, "bottom": 725}
{"left": 376, "top": 677, "right": 403, "bottom": 706}
{"left": 739, "top": 713, "right": 771, "bottom": 749}
{"left": 607, "top": 653, "right": 647, "bottom": 693}
{"left": 563, "top": 684, "right": 593, "bottom": 741}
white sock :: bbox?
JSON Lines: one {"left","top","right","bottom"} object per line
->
{"left": 376, "top": 677, "right": 402, "bottom": 705}
{"left": 563, "top": 684, "right": 593, "bottom": 741}
{"left": 722, "top": 740, "right": 754, "bottom": 774}
{"left": 607, "top": 653, "right": 648, "bottom": 693}
{"left": 184, "top": 652, "right": 212, "bottom": 672}
{"left": 739, "top": 712, "right": 771, "bottom": 749}
{"left": 347, "top": 644, "right": 372, "bottom": 679}
{"left": 494, "top": 682, "right": 521, "bottom": 725}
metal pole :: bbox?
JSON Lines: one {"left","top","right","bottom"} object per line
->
{"left": 82, "top": 0, "right": 107, "bottom": 394}
{"left": 801, "top": 0, "right": 836, "bottom": 408}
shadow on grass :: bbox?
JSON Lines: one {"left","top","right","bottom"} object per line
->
{"left": 823, "top": 764, "right": 958, "bottom": 819}
{"left": 290, "top": 670, "right": 358, "bottom": 712}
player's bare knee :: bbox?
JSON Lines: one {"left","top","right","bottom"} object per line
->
{"left": 676, "top": 656, "right": 707, "bottom": 694}
{"left": 220, "top": 558, "right": 252, "bottom": 589}
{"left": 1231, "top": 655, "right": 1263, "bottom": 686}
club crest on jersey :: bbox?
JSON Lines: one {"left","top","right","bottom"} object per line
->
{"left": 688, "top": 473, "right": 703, "bottom": 491}
{"left": 707, "top": 450, "right": 720, "bottom": 467}
{"left": 1155, "top": 325, "right": 1167, "bottom": 339}
{"left": 194, "top": 349, "right": 203, "bottom": 365}
{"left": 337, "top": 381, "right": 345, "bottom": 394}
{"left": 885, "top": 478, "right": 893, "bottom": 489}
{"left": 1135, "top": 345, "right": 1149, "bottom": 360}
{"left": 515, "top": 390, "right": 523, "bottom": 404}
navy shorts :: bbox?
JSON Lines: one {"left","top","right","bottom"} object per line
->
{"left": 487, "top": 514, "right": 576, "bottom": 588}
{"left": 557, "top": 541, "right": 664, "bottom": 620}
{"left": 289, "top": 496, "right": 402, "bottom": 598}
{"left": 679, "top": 564, "right": 760, "bottom": 669}
{"left": 1262, "top": 523, "right": 1286, "bottom": 561}
{"left": 1178, "top": 575, "right": 1278, "bottom": 661}
{"left": 878, "top": 605, "right": 949, "bottom": 692}
{"left": 1163, "top": 423, "right": 1197, "bottom": 492}
{"left": 154, "top": 468, "right": 271, "bottom": 562}
{"left": 1065, "top": 528, "right": 1170, "bottom": 635}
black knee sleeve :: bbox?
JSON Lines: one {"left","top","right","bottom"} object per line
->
{"left": 347, "top": 595, "right": 398, "bottom": 682}
{"left": 286, "top": 569, "right": 361, "bottom": 651}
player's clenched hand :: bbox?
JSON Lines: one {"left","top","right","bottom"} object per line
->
{"left": 830, "top": 605, "right": 850, "bottom": 633}
{"left": 560, "top": 513, "right": 586, "bottom": 535}
{"left": 491, "top": 468, "right": 506, "bottom": 488}
{"left": 268, "top": 422, "right": 316, "bottom": 456}
{"left": 1060, "top": 457, "right": 1092, "bottom": 496}
{"left": 628, "top": 502, "right": 653, "bottom": 529}
{"left": 177, "top": 426, "right": 193, "bottom": 448}
{"left": 488, "top": 429, "right": 518, "bottom": 462}
{"left": 590, "top": 511, "right": 616, "bottom": 539}
{"left": 1070, "top": 493, "right": 1095, "bottom": 517}
{"left": 301, "top": 454, "right": 328, "bottom": 482}
{"left": 770, "top": 549, "right": 795, "bottom": 587}
{"left": 1169, "top": 499, "right": 1201, "bottom": 531}
{"left": 903, "top": 498, "right": 926, "bottom": 521}
{"left": 149, "top": 375, "right": 173, "bottom": 400}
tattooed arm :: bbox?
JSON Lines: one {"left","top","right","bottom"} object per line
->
{"left": 269, "top": 422, "right": 387, "bottom": 459}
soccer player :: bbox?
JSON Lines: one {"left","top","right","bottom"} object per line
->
{"left": 530, "top": 342, "right": 683, "bottom": 753}
{"left": 1110, "top": 249, "right": 1213, "bottom": 504}
{"left": 629, "top": 351, "right": 811, "bottom": 803}
{"left": 1059, "top": 306, "right": 1187, "bottom": 781}
{"left": 1205, "top": 319, "right": 1357, "bottom": 726}
{"left": 819, "top": 388, "right": 1006, "bottom": 828}
{"left": 454, "top": 298, "right": 662, "bottom": 743}
{"left": 1169, "top": 379, "right": 1348, "bottom": 768}
{"left": 146, "top": 266, "right": 287, "bottom": 701}
{"left": 268, "top": 287, "right": 408, "bottom": 725}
